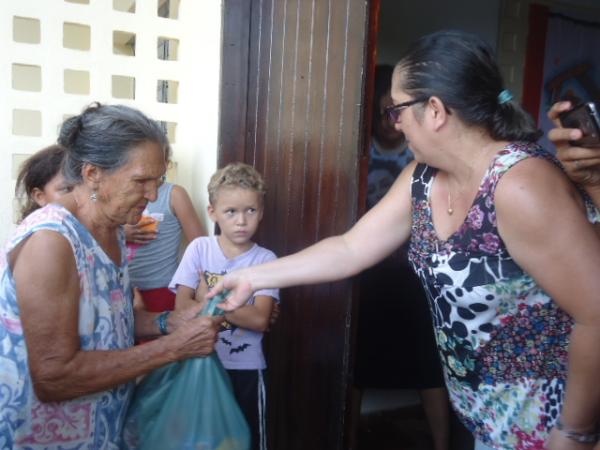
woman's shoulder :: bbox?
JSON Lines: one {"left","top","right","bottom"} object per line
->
{"left": 162, "top": 181, "right": 177, "bottom": 198}
{"left": 11, "top": 204, "right": 75, "bottom": 243}
{"left": 408, "top": 160, "right": 435, "bottom": 198}
{"left": 146, "top": 182, "right": 175, "bottom": 215}
{"left": 494, "top": 147, "right": 576, "bottom": 213}
{"left": 484, "top": 142, "right": 560, "bottom": 190}
{"left": 167, "top": 183, "right": 197, "bottom": 217}
{"left": 169, "top": 183, "right": 191, "bottom": 201}
{"left": 495, "top": 142, "right": 558, "bottom": 168}
{"left": 21, "top": 203, "right": 71, "bottom": 225}
{"left": 3, "top": 204, "right": 79, "bottom": 263}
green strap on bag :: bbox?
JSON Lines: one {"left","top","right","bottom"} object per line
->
{"left": 201, "top": 290, "right": 228, "bottom": 317}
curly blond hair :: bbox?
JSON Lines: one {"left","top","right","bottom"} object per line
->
{"left": 207, "top": 162, "right": 266, "bottom": 205}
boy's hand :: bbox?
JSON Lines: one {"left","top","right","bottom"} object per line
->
{"left": 193, "top": 272, "right": 209, "bottom": 310}
{"left": 268, "top": 302, "right": 280, "bottom": 330}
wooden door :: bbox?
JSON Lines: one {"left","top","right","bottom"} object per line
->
{"left": 219, "top": 0, "right": 372, "bottom": 448}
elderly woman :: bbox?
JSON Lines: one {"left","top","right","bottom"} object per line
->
{"left": 210, "top": 31, "right": 600, "bottom": 450}
{"left": 0, "top": 103, "right": 220, "bottom": 449}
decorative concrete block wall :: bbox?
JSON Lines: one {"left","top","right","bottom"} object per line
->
{"left": 1, "top": 0, "right": 221, "bottom": 242}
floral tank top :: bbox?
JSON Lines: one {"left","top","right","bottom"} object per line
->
{"left": 0, "top": 204, "right": 135, "bottom": 449}
{"left": 408, "top": 142, "right": 599, "bottom": 449}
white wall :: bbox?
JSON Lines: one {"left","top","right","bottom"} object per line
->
{"left": 1, "top": 0, "right": 222, "bottom": 244}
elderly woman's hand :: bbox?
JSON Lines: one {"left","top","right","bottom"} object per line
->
{"left": 164, "top": 302, "right": 223, "bottom": 360}
{"left": 548, "top": 101, "right": 600, "bottom": 189}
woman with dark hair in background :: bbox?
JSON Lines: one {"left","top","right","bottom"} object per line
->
{"left": 0, "top": 103, "right": 220, "bottom": 449}
{"left": 14, "top": 144, "right": 70, "bottom": 223}
{"left": 210, "top": 31, "right": 600, "bottom": 450}
{"left": 356, "top": 64, "right": 451, "bottom": 450}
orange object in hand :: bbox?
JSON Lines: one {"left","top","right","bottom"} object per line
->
{"left": 138, "top": 216, "right": 159, "bottom": 233}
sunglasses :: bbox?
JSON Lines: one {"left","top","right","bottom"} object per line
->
{"left": 384, "top": 97, "right": 428, "bottom": 124}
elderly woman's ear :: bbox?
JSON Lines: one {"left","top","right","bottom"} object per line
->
{"left": 81, "top": 163, "right": 101, "bottom": 189}
{"left": 76, "top": 162, "right": 102, "bottom": 205}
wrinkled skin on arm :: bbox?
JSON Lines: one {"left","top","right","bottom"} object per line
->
{"left": 11, "top": 230, "right": 221, "bottom": 402}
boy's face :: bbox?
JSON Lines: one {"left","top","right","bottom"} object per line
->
{"left": 208, "top": 187, "right": 264, "bottom": 247}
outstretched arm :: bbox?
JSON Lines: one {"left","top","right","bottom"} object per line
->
{"left": 210, "top": 161, "right": 417, "bottom": 310}
{"left": 496, "top": 157, "right": 600, "bottom": 449}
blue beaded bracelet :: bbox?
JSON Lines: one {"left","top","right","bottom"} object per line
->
{"left": 157, "top": 311, "right": 171, "bottom": 335}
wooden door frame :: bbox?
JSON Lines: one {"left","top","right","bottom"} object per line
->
{"left": 217, "top": 0, "right": 376, "bottom": 448}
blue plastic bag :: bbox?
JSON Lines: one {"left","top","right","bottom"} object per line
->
{"left": 122, "top": 294, "right": 250, "bottom": 450}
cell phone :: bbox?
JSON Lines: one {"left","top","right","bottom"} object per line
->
{"left": 558, "top": 102, "right": 600, "bottom": 148}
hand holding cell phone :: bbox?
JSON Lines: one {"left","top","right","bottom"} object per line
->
{"left": 558, "top": 102, "right": 600, "bottom": 148}
{"left": 549, "top": 101, "right": 600, "bottom": 195}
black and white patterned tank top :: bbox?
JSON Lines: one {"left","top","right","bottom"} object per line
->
{"left": 407, "top": 142, "right": 590, "bottom": 449}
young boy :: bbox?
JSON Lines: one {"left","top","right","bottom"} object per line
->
{"left": 169, "top": 162, "right": 278, "bottom": 450}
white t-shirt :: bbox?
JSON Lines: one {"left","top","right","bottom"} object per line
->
{"left": 169, "top": 236, "right": 279, "bottom": 370}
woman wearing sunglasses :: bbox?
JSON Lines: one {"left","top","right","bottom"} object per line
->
{"left": 210, "top": 30, "right": 600, "bottom": 450}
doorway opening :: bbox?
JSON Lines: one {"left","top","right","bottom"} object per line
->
{"left": 353, "top": 2, "right": 600, "bottom": 450}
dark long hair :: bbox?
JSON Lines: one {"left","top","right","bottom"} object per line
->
{"left": 395, "top": 30, "right": 541, "bottom": 142}
{"left": 15, "top": 145, "right": 66, "bottom": 222}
